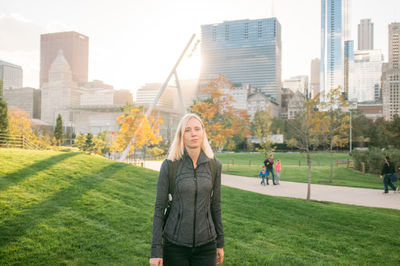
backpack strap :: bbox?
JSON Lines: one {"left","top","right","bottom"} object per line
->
{"left": 209, "top": 157, "right": 217, "bottom": 187}
{"left": 167, "top": 159, "right": 180, "bottom": 197}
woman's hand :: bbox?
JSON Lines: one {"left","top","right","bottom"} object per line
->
{"left": 217, "top": 248, "right": 224, "bottom": 265}
{"left": 149, "top": 258, "right": 163, "bottom": 266}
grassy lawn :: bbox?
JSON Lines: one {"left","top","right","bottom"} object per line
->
{"left": 216, "top": 152, "right": 382, "bottom": 189}
{"left": 1, "top": 148, "right": 399, "bottom": 265}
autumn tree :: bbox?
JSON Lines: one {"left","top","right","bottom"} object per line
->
{"left": 319, "top": 87, "right": 350, "bottom": 182}
{"left": 287, "top": 94, "right": 322, "bottom": 200}
{"left": 110, "top": 104, "right": 162, "bottom": 158}
{"left": 54, "top": 114, "right": 64, "bottom": 146}
{"left": 191, "top": 75, "right": 250, "bottom": 151}
{"left": 251, "top": 109, "right": 276, "bottom": 157}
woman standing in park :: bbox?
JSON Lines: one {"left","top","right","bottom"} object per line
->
{"left": 380, "top": 156, "right": 399, "bottom": 194}
{"left": 150, "top": 113, "right": 225, "bottom": 266}
{"left": 264, "top": 154, "right": 276, "bottom": 185}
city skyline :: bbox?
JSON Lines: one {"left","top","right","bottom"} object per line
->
{"left": 0, "top": 0, "right": 399, "bottom": 96}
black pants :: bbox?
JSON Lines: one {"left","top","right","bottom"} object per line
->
{"left": 163, "top": 239, "right": 217, "bottom": 266}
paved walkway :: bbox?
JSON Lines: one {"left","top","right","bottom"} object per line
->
{"left": 143, "top": 161, "right": 400, "bottom": 210}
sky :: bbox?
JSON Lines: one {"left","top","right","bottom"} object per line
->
{"left": 0, "top": 0, "right": 399, "bottom": 97}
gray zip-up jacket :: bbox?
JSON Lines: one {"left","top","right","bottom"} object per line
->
{"left": 150, "top": 150, "right": 224, "bottom": 258}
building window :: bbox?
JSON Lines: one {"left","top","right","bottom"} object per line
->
{"left": 258, "top": 21, "right": 262, "bottom": 39}
{"left": 225, "top": 24, "right": 229, "bottom": 40}
{"left": 244, "top": 23, "right": 249, "bottom": 40}
{"left": 212, "top": 26, "right": 217, "bottom": 41}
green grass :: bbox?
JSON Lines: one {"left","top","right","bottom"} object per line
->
{"left": 1, "top": 148, "right": 399, "bottom": 265}
{"left": 216, "top": 152, "right": 382, "bottom": 189}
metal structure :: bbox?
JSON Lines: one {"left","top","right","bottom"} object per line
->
{"left": 119, "top": 34, "right": 196, "bottom": 162}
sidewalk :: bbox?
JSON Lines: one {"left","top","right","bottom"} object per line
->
{"left": 143, "top": 161, "right": 400, "bottom": 210}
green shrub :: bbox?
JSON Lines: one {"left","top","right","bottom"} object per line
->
{"left": 352, "top": 147, "right": 400, "bottom": 174}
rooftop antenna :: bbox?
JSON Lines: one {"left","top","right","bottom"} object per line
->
{"left": 119, "top": 34, "right": 196, "bottom": 162}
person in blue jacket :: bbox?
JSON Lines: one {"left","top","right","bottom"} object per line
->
{"left": 380, "top": 156, "right": 399, "bottom": 194}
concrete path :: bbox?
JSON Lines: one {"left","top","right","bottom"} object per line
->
{"left": 143, "top": 161, "right": 400, "bottom": 211}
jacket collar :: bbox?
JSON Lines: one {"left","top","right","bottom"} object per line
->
{"left": 183, "top": 148, "right": 210, "bottom": 166}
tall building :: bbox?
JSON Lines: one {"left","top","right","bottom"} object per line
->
{"left": 358, "top": 19, "right": 374, "bottom": 50}
{"left": 41, "top": 50, "right": 81, "bottom": 127}
{"left": 3, "top": 87, "right": 41, "bottom": 119}
{"left": 321, "top": 0, "right": 351, "bottom": 101}
{"left": 283, "top": 75, "right": 309, "bottom": 97}
{"left": 200, "top": 18, "right": 282, "bottom": 105}
{"left": 310, "top": 58, "right": 320, "bottom": 98}
{"left": 0, "top": 60, "right": 23, "bottom": 90}
{"left": 382, "top": 23, "right": 400, "bottom": 120}
{"left": 344, "top": 40, "right": 354, "bottom": 99}
{"left": 349, "top": 49, "right": 383, "bottom": 102}
{"left": 40, "top": 31, "right": 89, "bottom": 87}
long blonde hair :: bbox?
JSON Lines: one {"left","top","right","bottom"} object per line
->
{"left": 167, "top": 113, "right": 214, "bottom": 161}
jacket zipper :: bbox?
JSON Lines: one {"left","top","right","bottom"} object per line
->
{"left": 193, "top": 168, "right": 198, "bottom": 247}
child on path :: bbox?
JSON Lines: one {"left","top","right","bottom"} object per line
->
{"left": 259, "top": 166, "right": 268, "bottom": 185}
{"left": 275, "top": 160, "right": 281, "bottom": 185}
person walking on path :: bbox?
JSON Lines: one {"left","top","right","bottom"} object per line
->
{"left": 275, "top": 159, "right": 281, "bottom": 185}
{"left": 264, "top": 154, "right": 276, "bottom": 185}
{"left": 380, "top": 156, "right": 399, "bottom": 194}
{"left": 259, "top": 166, "right": 268, "bottom": 185}
{"left": 150, "top": 113, "right": 224, "bottom": 266}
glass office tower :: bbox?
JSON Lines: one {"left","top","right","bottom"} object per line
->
{"left": 321, "top": 0, "right": 351, "bottom": 101}
{"left": 200, "top": 18, "right": 282, "bottom": 104}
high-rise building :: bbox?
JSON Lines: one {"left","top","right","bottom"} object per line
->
{"left": 40, "top": 31, "right": 89, "bottom": 87}
{"left": 358, "top": 19, "right": 374, "bottom": 50}
{"left": 0, "top": 60, "right": 23, "bottom": 90}
{"left": 349, "top": 49, "right": 383, "bottom": 102}
{"left": 200, "top": 18, "right": 282, "bottom": 105}
{"left": 283, "top": 75, "right": 309, "bottom": 97}
{"left": 382, "top": 23, "right": 400, "bottom": 120}
{"left": 41, "top": 50, "right": 81, "bottom": 126}
{"left": 344, "top": 40, "right": 354, "bottom": 99}
{"left": 320, "top": 0, "right": 351, "bottom": 101}
{"left": 3, "top": 87, "right": 41, "bottom": 119}
{"left": 310, "top": 58, "right": 320, "bottom": 98}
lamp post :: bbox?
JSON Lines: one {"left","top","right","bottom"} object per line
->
{"left": 349, "top": 109, "right": 352, "bottom": 153}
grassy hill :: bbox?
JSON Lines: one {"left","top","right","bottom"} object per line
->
{"left": 1, "top": 148, "right": 399, "bottom": 265}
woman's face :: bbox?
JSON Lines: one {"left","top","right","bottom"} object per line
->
{"left": 183, "top": 118, "right": 204, "bottom": 150}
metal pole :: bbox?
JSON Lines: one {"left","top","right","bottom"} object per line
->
{"left": 349, "top": 109, "right": 352, "bottom": 153}
{"left": 145, "top": 34, "right": 195, "bottom": 117}
{"left": 119, "top": 34, "right": 195, "bottom": 162}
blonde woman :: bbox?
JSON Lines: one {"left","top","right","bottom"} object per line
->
{"left": 150, "top": 113, "right": 224, "bottom": 266}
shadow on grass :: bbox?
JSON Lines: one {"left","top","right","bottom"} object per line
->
{"left": 0, "top": 162, "right": 128, "bottom": 248}
{"left": 0, "top": 152, "right": 79, "bottom": 192}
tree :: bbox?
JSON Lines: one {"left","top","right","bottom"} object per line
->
{"left": 319, "top": 87, "right": 350, "bottom": 182}
{"left": 110, "top": 104, "right": 162, "bottom": 157}
{"left": 251, "top": 110, "right": 276, "bottom": 157}
{"left": 0, "top": 98, "right": 8, "bottom": 133}
{"left": 287, "top": 94, "right": 322, "bottom": 200}
{"left": 54, "top": 114, "right": 64, "bottom": 146}
{"left": 83, "top": 133, "right": 96, "bottom": 153}
{"left": 191, "top": 75, "right": 250, "bottom": 151}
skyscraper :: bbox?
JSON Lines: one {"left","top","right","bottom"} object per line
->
{"left": 0, "top": 60, "right": 23, "bottom": 90}
{"left": 40, "top": 31, "right": 89, "bottom": 87}
{"left": 320, "top": 0, "right": 351, "bottom": 101}
{"left": 350, "top": 49, "right": 383, "bottom": 102}
{"left": 358, "top": 19, "right": 374, "bottom": 50}
{"left": 382, "top": 23, "right": 400, "bottom": 120}
{"left": 310, "top": 58, "right": 320, "bottom": 98}
{"left": 200, "top": 18, "right": 282, "bottom": 104}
